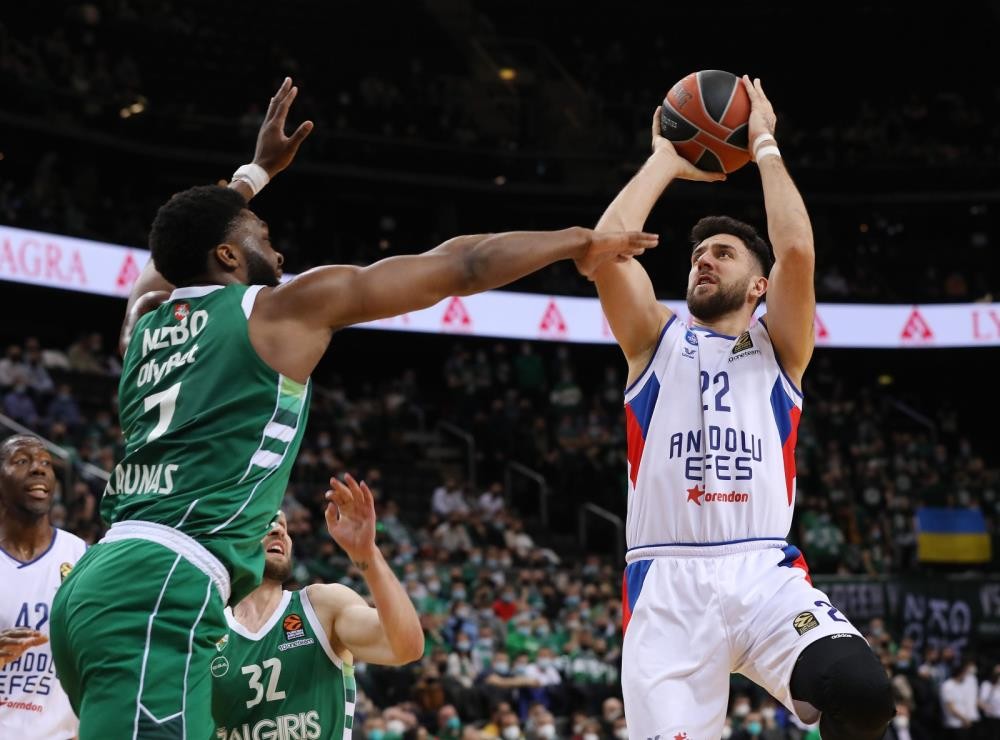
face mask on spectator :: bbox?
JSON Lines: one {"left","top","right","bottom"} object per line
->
{"left": 446, "top": 717, "right": 461, "bottom": 731}
{"left": 502, "top": 727, "right": 521, "bottom": 740}
{"left": 582, "top": 734, "right": 599, "bottom": 740}
{"left": 572, "top": 724, "right": 583, "bottom": 735}
{"left": 470, "top": 554, "right": 483, "bottom": 565}
{"left": 536, "top": 625, "right": 550, "bottom": 637}
{"left": 456, "top": 606, "right": 471, "bottom": 619}
{"left": 369, "top": 731, "right": 385, "bottom": 740}
{"left": 537, "top": 657, "right": 553, "bottom": 669}
{"left": 894, "top": 716, "right": 909, "bottom": 729}
{"left": 565, "top": 595, "right": 580, "bottom": 606}
{"left": 502, "top": 591, "right": 515, "bottom": 603}
{"left": 386, "top": 720, "right": 406, "bottom": 737}
{"left": 456, "top": 640, "right": 471, "bottom": 652}
{"left": 452, "top": 588, "right": 467, "bottom": 600}
{"left": 513, "top": 662, "right": 528, "bottom": 675}
{"left": 537, "top": 724, "right": 556, "bottom": 739}
{"left": 761, "top": 707, "right": 776, "bottom": 722}
{"left": 733, "top": 702, "right": 750, "bottom": 717}
{"left": 721, "top": 727, "right": 732, "bottom": 740}
{"left": 517, "top": 625, "right": 531, "bottom": 636}
{"left": 478, "top": 637, "right": 494, "bottom": 649}
{"left": 746, "top": 721, "right": 762, "bottom": 735}
{"left": 493, "top": 662, "right": 510, "bottom": 674}
{"left": 614, "top": 729, "right": 628, "bottom": 740}
{"left": 429, "top": 581, "right": 442, "bottom": 593}
{"left": 480, "top": 608, "right": 494, "bottom": 619}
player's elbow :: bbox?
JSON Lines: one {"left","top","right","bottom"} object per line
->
{"left": 394, "top": 629, "right": 425, "bottom": 665}
{"left": 776, "top": 242, "right": 815, "bottom": 268}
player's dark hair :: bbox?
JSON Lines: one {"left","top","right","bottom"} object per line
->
{"left": 149, "top": 185, "right": 246, "bottom": 286}
{"left": 690, "top": 215, "right": 774, "bottom": 277}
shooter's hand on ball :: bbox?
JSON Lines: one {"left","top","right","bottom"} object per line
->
{"left": 741, "top": 76, "right": 778, "bottom": 161}
{"left": 650, "top": 107, "right": 727, "bottom": 183}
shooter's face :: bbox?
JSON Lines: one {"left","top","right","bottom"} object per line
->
{"left": 686, "top": 234, "right": 762, "bottom": 321}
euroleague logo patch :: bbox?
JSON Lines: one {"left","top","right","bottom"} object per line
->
{"left": 792, "top": 611, "right": 820, "bottom": 636}
{"left": 283, "top": 613, "right": 305, "bottom": 641}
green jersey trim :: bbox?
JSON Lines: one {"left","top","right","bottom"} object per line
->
{"left": 208, "top": 373, "right": 309, "bottom": 535}
{"left": 300, "top": 587, "right": 344, "bottom": 670}
{"left": 224, "top": 591, "right": 293, "bottom": 641}
{"left": 301, "top": 587, "right": 356, "bottom": 740}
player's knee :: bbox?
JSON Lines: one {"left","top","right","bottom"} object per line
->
{"left": 824, "top": 649, "right": 895, "bottom": 731}
{"left": 792, "top": 635, "right": 895, "bottom": 737}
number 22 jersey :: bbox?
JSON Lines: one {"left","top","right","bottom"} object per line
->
{"left": 623, "top": 317, "right": 803, "bottom": 550}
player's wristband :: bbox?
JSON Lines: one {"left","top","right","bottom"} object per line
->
{"left": 755, "top": 145, "right": 782, "bottom": 162}
{"left": 752, "top": 133, "right": 776, "bottom": 153}
{"left": 231, "top": 163, "right": 270, "bottom": 196}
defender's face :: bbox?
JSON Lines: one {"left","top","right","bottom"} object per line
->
{"left": 0, "top": 440, "right": 56, "bottom": 517}
{"left": 262, "top": 511, "right": 293, "bottom": 581}
{"left": 236, "top": 211, "right": 284, "bottom": 287}
{"left": 686, "top": 234, "right": 759, "bottom": 321}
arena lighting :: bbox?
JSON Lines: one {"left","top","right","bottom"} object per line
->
{"left": 498, "top": 67, "right": 517, "bottom": 81}
{"left": 2, "top": 223, "right": 999, "bottom": 348}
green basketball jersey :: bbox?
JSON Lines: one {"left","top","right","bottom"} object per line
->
{"left": 211, "top": 589, "right": 356, "bottom": 740}
{"left": 105, "top": 284, "right": 311, "bottom": 602}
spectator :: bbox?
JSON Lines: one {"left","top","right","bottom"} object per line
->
{"left": 940, "top": 659, "right": 980, "bottom": 738}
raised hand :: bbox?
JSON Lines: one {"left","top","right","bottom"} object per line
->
{"left": 741, "top": 76, "right": 778, "bottom": 158}
{"left": 253, "top": 77, "right": 315, "bottom": 178}
{"left": 0, "top": 627, "right": 47, "bottom": 669}
{"left": 575, "top": 229, "right": 659, "bottom": 279}
{"left": 651, "top": 107, "right": 727, "bottom": 183}
{"left": 324, "top": 473, "right": 377, "bottom": 562}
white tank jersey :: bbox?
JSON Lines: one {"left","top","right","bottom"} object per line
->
{"left": 0, "top": 527, "right": 86, "bottom": 740}
{"left": 624, "top": 317, "right": 803, "bottom": 551}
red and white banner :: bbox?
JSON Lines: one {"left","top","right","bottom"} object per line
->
{"left": 3, "top": 224, "right": 999, "bottom": 348}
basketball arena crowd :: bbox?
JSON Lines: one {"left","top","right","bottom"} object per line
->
{"left": 3, "top": 1, "right": 1000, "bottom": 738}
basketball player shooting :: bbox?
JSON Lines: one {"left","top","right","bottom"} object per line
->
{"left": 586, "top": 76, "right": 895, "bottom": 739}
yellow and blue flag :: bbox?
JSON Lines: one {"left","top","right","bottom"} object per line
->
{"left": 916, "top": 507, "right": 991, "bottom": 563}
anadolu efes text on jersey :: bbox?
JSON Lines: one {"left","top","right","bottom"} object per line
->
{"left": 623, "top": 317, "right": 802, "bottom": 548}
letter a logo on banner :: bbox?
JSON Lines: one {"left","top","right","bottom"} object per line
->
{"left": 901, "top": 307, "right": 933, "bottom": 341}
{"left": 441, "top": 296, "right": 472, "bottom": 330}
{"left": 538, "top": 299, "right": 567, "bottom": 337}
{"left": 115, "top": 252, "right": 141, "bottom": 290}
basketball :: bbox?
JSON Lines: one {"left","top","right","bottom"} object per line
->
{"left": 660, "top": 70, "right": 751, "bottom": 174}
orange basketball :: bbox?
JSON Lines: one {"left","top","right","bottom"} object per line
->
{"left": 660, "top": 70, "right": 751, "bottom": 174}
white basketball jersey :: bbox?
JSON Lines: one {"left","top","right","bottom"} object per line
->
{"left": 624, "top": 317, "right": 803, "bottom": 549}
{"left": 0, "top": 528, "right": 86, "bottom": 740}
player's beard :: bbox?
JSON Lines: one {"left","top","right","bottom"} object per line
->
{"left": 264, "top": 554, "right": 292, "bottom": 583}
{"left": 245, "top": 249, "right": 280, "bottom": 287}
{"left": 686, "top": 275, "right": 750, "bottom": 322}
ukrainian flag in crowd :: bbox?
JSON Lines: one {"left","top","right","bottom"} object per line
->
{"left": 917, "top": 507, "right": 991, "bottom": 563}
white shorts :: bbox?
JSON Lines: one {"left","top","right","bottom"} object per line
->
{"left": 621, "top": 542, "right": 861, "bottom": 740}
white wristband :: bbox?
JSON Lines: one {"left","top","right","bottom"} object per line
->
{"left": 755, "top": 145, "right": 781, "bottom": 162}
{"left": 752, "top": 133, "right": 776, "bottom": 153}
{"left": 231, "top": 163, "right": 270, "bottom": 196}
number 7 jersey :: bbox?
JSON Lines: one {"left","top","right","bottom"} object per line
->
{"left": 105, "top": 284, "right": 311, "bottom": 603}
{"left": 623, "top": 317, "right": 802, "bottom": 550}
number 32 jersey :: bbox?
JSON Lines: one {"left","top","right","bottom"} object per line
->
{"left": 623, "top": 317, "right": 803, "bottom": 549}
{"left": 106, "top": 285, "right": 311, "bottom": 603}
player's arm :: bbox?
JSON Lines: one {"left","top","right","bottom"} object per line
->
{"left": 119, "top": 77, "right": 313, "bottom": 354}
{"left": 589, "top": 109, "right": 725, "bottom": 378}
{"left": 309, "top": 474, "right": 424, "bottom": 666}
{"left": 743, "top": 76, "right": 816, "bottom": 387}
{"left": 263, "top": 227, "right": 658, "bottom": 331}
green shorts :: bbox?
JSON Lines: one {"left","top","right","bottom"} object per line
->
{"left": 51, "top": 538, "right": 227, "bottom": 740}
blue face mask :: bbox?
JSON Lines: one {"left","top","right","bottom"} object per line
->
{"left": 446, "top": 717, "right": 461, "bottom": 731}
{"left": 369, "top": 731, "right": 385, "bottom": 740}
{"left": 746, "top": 722, "right": 762, "bottom": 735}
